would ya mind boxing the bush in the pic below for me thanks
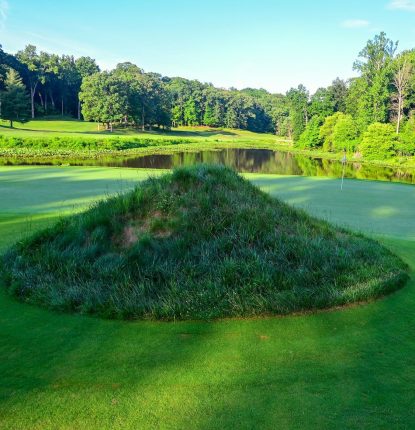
[359,123,397,160]
[319,112,344,151]
[0,135,192,153]
[397,117,415,156]
[332,114,359,153]
[297,116,323,149]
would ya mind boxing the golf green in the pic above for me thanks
[1,166,414,429]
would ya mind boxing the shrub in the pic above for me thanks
[297,116,323,149]
[319,112,344,152]
[397,117,415,156]
[359,123,397,160]
[332,114,359,153]
[0,135,192,152]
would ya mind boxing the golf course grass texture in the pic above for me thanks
[1,164,408,320]
[1,165,415,428]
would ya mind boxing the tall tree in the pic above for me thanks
[392,53,413,133]
[16,45,41,118]
[75,56,100,119]
[286,85,309,140]
[352,32,398,125]
[0,69,30,127]
[79,71,127,131]
[38,51,60,114]
[328,78,348,113]
[309,87,335,120]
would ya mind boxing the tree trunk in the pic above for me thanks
[142,105,145,131]
[44,91,48,113]
[396,93,403,134]
[49,91,55,109]
[30,85,36,119]
[10,119,13,128]
[61,98,64,116]
[396,101,401,134]
[39,92,44,110]
[110,122,113,132]
[78,100,81,120]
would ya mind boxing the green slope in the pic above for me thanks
[0,166,414,429]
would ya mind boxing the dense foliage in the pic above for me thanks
[0,44,290,134]
[1,32,415,161]
[1,165,408,320]
[0,69,30,127]
[296,33,415,160]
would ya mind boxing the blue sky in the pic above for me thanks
[1,0,414,93]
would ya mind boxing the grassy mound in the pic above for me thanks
[1,165,408,320]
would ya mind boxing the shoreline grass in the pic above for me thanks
[1,119,415,171]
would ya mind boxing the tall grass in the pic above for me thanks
[0,134,192,153]
[1,164,408,320]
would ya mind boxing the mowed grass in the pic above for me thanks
[1,166,415,428]
[4,165,406,320]
[0,118,279,143]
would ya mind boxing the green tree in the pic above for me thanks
[184,98,198,126]
[79,71,127,131]
[332,114,359,152]
[397,116,415,155]
[297,116,323,148]
[57,55,79,116]
[270,95,290,136]
[286,85,309,141]
[328,78,348,113]
[309,87,334,119]
[36,51,59,114]
[352,32,397,126]
[319,112,344,151]
[16,45,41,118]
[75,56,100,119]
[359,123,397,160]
[203,103,216,127]
[0,69,30,127]
[391,52,413,134]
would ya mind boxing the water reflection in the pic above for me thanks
[2,148,414,184]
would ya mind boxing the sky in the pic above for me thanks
[1,0,415,94]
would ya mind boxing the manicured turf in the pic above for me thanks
[0,119,279,143]
[1,166,415,429]
[5,165,405,320]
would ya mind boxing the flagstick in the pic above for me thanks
[341,163,345,191]
[341,149,347,191]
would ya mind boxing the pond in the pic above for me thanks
[2,148,415,184]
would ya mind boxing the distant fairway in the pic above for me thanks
[0,118,281,143]
[1,166,415,428]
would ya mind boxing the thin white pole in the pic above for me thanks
[341,149,347,191]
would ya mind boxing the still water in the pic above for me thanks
[2,148,414,184]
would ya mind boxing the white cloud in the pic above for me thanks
[388,0,415,11]
[341,19,370,28]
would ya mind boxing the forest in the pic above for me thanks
[1,32,415,160]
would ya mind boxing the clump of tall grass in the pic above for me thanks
[0,135,193,154]
[1,164,408,320]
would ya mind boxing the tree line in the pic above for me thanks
[1,33,415,160]
[0,43,291,133]
[294,33,415,159]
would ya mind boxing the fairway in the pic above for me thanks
[1,166,415,428]
[0,119,280,143]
